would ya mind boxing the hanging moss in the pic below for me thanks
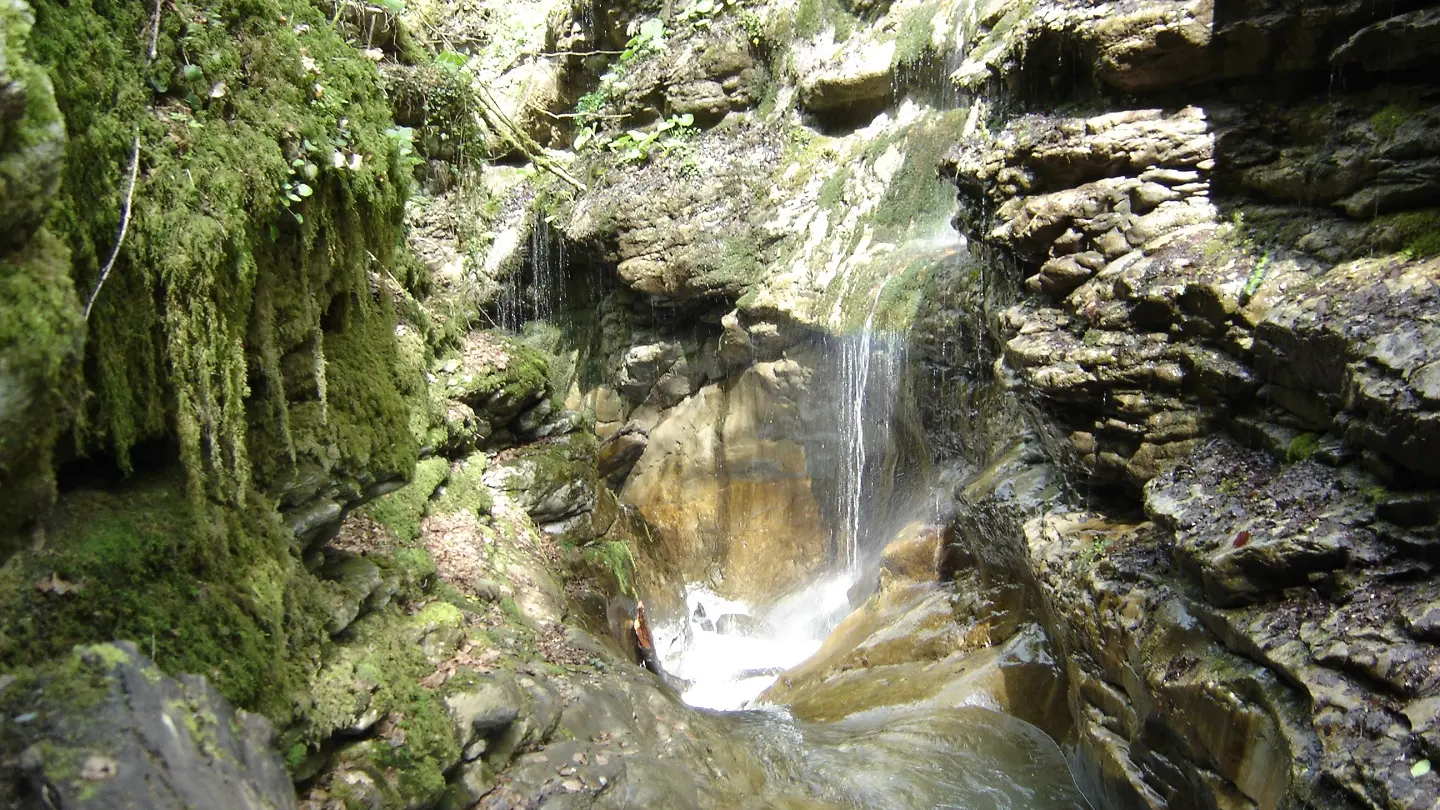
[30,0,412,504]
[0,228,83,542]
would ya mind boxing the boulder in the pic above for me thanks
[0,643,297,810]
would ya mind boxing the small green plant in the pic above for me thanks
[606,113,696,163]
[1078,536,1113,564]
[620,17,668,66]
[280,158,316,224]
[434,49,469,73]
[1239,249,1272,303]
[384,126,422,172]
[739,10,765,45]
[1285,432,1321,463]
[677,0,726,27]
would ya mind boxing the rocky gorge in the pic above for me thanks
[1,0,1439,808]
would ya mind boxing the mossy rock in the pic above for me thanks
[0,227,82,543]
[486,430,598,523]
[429,452,493,518]
[358,455,449,543]
[435,331,552,428]
[0,642,297,809]
[0,0,66,246]
[0,474,332,722]
[289,601,468,803]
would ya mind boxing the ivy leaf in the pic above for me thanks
[296,183,313,198]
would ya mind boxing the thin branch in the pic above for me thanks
[537,49,627,57]
[529,103,628,122]
[473,84,586,192]
[84,132,141,321]
[147,0,163,62]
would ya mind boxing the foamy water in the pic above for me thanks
[657,573,858,711]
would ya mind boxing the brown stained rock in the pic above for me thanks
[619,359,829,603]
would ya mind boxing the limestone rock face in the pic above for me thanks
[621,358,830,601]
[933,2,1440,809]
[795,35,896,117]
[0,643,297,810]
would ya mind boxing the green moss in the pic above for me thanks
[0,476,332,722]
[893,3,938,67]
[1368,100,1423,142]
[0,227,83,539]
[1286,432,1321,463]
[869,109,969,238]
[1374,208,1440,259]
[359,456,448,542]
[429,453,493,517]
[31,0,412,504]
[690,232,770,295]
[438,332,551,424]
[793,0,856,40]
[581,539,636,596]
[295,603,463,804]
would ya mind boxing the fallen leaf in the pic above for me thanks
[1412,759,1432,778]
[1233,530,1251,548]
[81,755,119,781]
[35,572,84,596]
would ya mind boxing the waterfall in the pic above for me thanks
[835,279,906,571]
[496,209,566,331]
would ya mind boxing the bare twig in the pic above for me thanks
[147,0,163,62]
[537,49,627,57]
[529,102,628,122]
[83,132,141,321]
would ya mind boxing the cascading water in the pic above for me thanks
[835,279,906,571]
[495,209,565,331]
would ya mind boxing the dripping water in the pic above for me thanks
[496,209,566,331]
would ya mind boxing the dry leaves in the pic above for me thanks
[462,332,511,372]
[419,639,502,689]
[35,572,84,596]
[329,514,394,556]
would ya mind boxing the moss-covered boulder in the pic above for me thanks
[0,474,334,721]
[435,330,551,430]
[484,431,597,523]
[0,642,297,809]
[0,0,65,245]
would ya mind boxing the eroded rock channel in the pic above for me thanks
[2,0,1439,808]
